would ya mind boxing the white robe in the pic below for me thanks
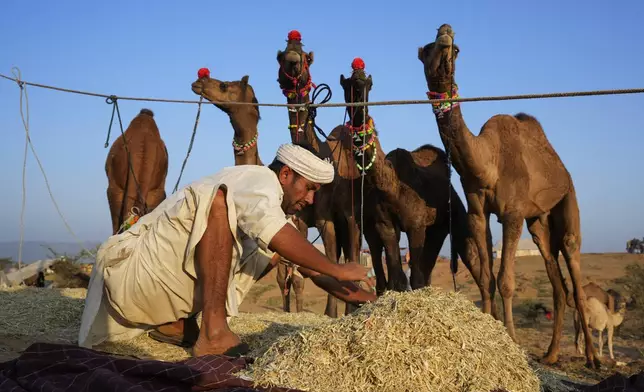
[78,165,291,348]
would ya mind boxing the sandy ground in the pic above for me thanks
[1,252,643,385]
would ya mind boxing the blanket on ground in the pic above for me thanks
[0,343,300,392]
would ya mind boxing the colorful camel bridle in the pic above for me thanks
[346,58,377,173]
[427,84,460,119]
[279,31,317,139]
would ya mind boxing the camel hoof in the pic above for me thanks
[540,353,559,366]
[593,357,602,369]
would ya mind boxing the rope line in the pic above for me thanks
[10,67,97,260]
[172,96,203,193]
[14,68,29,275]
[2,73,643,108]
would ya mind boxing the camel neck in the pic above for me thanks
[349,116,399,200]
[429,85,489,178]
[230,112,261,166]
[286,95,325,154]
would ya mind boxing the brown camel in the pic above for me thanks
[417,23,600,368]
[191,70,307,313]
[277,30,363,317]
[339,58,483,301]
[105,109,168,235]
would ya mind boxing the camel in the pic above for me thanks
[417,23,600,368]
[105,109,168,235]
[574,294,628,360]
[339,58,484,301]
[277,30,364,317]
[191,69,307,313]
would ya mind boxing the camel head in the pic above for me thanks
[276,30,315,100]
[191,67,260,119]
[417,23,460,93]
[340,57,373,125]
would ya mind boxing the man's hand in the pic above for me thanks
[335,262,371,282]
[298,266,378,306]
[269,223,374,284]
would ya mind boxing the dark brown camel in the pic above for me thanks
[105,109,168,235]
[191,69,306,313]
[417,23,600,368]
[340,58,483,300]
[277,30,363,317]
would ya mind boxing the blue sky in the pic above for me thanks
[1,0,643,255]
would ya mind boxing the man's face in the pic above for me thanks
[277,165,320,214]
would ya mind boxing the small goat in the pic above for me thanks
[574,295,628,360]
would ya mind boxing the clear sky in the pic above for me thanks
[1,0,643,255]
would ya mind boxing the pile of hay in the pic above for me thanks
[0,287,85,342]
[97,311,331,361]
[243,287,541,392]
[0,287,330,362]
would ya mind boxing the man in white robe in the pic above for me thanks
[78,142,375,357]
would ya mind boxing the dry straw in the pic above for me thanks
[0,286,540,392]
[243,287,541,392]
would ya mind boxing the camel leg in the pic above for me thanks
[421,225,449,286]
[607,325,614,360]
[293,273,305,313]
[317,219,339,318]
[408,229,427,290]
[276,261,290,312]
[466,208,495,316]
[526,216,569,365]
[343,215,362,315]
[555,189,600,369]
[497,213,523,342]
[106,187,124,235]
[485,216,499,320]
[598,329,603,357]
[378,221,407,292]
[364,225,386,295]
[450,194,487,306]
[573,311,583,355]
[145,187,166,212]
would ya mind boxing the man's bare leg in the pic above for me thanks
[192,188,242,357]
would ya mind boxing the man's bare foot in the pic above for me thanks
[156,319,185,337]
[192,327,243,357]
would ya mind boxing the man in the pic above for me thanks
[78,143,376,357]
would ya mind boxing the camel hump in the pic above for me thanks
[139,108,154,117]
[514,112,542,128]
[413,143,448,162]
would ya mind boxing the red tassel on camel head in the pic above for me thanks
[198,68,210,79]
[351,57,365,70]
[288,30,302,41]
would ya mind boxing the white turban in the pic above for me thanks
[275,143,335,184]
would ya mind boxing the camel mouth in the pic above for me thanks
[435,33,453,47]
[191,81,203,95]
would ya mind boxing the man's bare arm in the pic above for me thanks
[268,223,369,282]
[297,266,377,306]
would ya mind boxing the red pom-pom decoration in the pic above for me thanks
[287,30,302,41]
[351,57,365,70]
[197,67,210,79]
[545,311,552,320]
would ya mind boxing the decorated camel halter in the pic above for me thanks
[232,132,258,155]
[117,206,141,234]
[427,84,460,118]
[280,30,316,100]
[346,58,377,173]
[279,30,316,140]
